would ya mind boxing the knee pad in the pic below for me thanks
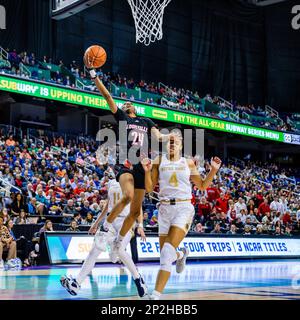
[160,242,177,273]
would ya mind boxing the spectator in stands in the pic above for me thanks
[253,207,261,222]
[10,193,26,217]
[247,199,256,213]
[89,202,100,217]
[26,197,39,215]
[48,196,63,215]
[215,192,228,213]
[227,224,237,235]
[39,220,54,233]
[73,212,82,226]
[26,183,36,198]
[206,185,220,204]
[272,211,281,226]
[66,220,79,232]
[35,189,49,215]
[282,211,292,225]
[14,209,30,224]
[210,223,222,234]
[234,198,247,215]
[143,212,150,228]
[270,196,281,212]
[274,226,282,236]
[243,225,252,235]
[150,209,158,226]
[255,224,264,235]
[62,199,77,224]
[284,225,292,236]
[81,212,94,226]
[6,220,18,245]
[280,196,288,213]
[197,196,211,223]
[0,216,17,268]
[194,223,205,233]
[5,135,16,147]
[79,200,91,219]
[247,211,259,225]
[258,198,271,215]
[0,208,10,225]
[235,217,244,233]
[237,209,247,224]
[227,203,237,222]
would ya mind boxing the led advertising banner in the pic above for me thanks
[45,233,131,264]
[1,75,299,144]
[45,233,300,264]
[136,236,300,261]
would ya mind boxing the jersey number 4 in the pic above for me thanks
[169,172,179,187]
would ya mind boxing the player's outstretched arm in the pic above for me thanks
[88,199,108,235]
[136,208,146,241]
[84,56,118,114]
[141,157,160,193]
[189,157,222,191]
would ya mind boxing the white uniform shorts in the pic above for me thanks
[158,202,195,236]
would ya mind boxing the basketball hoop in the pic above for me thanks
[127,0,172,46]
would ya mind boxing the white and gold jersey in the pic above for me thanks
[158,155,192,201]
[107,179,129,218]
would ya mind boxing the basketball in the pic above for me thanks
[84,45,107,69]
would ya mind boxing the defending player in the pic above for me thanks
[60,172,148,298]
[142,135,222,300]
[84,52,174,256]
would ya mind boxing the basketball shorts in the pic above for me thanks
[158,202,195,236]
[116,162,145,189]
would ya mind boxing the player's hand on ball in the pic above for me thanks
[137,227,146,242]
[141,158,152,172]
[211,156,222,171]
[83,53,93,69]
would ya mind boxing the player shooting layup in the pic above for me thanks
[84,53,174,258]
[142,135,222,300]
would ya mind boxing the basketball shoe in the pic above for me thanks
[133,274,148,298]
[60,275,80,296]
[176,247,189,273]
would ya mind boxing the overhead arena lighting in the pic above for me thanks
[51,0,105,20]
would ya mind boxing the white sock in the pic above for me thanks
[117,234,125,243]
[77,245,101,285]
[177,251,184,260]
[119,249,140,279]
[105,221,113,230]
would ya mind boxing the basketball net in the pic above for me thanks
[127,0,172,46]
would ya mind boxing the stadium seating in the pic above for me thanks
[0,47,299,134]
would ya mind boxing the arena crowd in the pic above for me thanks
[0,48,298,134]
[0,127,299,268]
